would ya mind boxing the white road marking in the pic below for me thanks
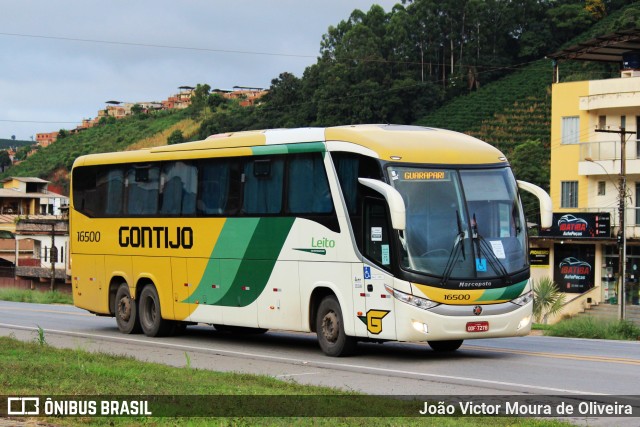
[0,322,606,396]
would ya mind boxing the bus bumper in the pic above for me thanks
[394,301,532,342]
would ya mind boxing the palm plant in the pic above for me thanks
[532,277,566,324]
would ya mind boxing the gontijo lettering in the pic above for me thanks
[119,226,193,249]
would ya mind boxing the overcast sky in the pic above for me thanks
[0,1,398,140]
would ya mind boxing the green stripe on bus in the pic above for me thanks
[476,280,527,302]
[214,217,295,307]
[184,217,295,307]
[251,142,325,156]
[183,218,259,304]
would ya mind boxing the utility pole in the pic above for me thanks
[50,223,56,291]
[595,127,636,320]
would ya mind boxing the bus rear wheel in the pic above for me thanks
[427,340,463,352]
[316,295,356,357]
[114,283,140,334]
[138,285,172,337]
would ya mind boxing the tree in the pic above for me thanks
[57,129,68,139]
[0,150,11,171]
[167,130,185,145]
[14,145,34,161]
[190,83,212,117]
[510,140,550,191]
[131,104,144,115]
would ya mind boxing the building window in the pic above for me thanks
[636,183,640,226]
[597,181,606,196]
[621,115,626,130]
[598,115,606,130]
[637,116,640,158]
[561,116,580,145]
[561,181,578,208]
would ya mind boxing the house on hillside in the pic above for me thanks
[0,177,68,217]
[36,131,58,147]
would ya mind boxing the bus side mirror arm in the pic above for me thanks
[358,178,406,230]
[517,180,553,229]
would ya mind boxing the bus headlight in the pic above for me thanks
[385,285,439,310]
[511,291,533,307]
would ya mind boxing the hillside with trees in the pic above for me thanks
[5,0,639,197]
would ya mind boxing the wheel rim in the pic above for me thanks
[321,311,339,343]
[118,296,131,322]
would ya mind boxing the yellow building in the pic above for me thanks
[533,30,640,319]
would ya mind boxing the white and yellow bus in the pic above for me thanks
[70,125,551,356]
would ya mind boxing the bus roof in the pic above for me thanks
[74,124,508,167]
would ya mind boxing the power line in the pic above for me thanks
[0,31,546,70]
[0,32,316,60]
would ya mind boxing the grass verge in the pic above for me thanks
[0,336,571,426]
[0,288,73,304]
[545,316,640,340]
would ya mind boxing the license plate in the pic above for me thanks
[466,321,489,332]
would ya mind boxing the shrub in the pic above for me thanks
[532,277,566,324]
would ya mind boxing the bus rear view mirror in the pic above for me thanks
[358,178,406,230]
[517,180,553,229]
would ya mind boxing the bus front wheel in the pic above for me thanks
[316,295,356,357]
[427,340,463,352]
[139,285,172,337]
[115,283,140,334]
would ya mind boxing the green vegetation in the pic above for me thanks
[545,316,640,341]
[0,288,73,304]
[0,138,32,149]
[532,277,566,325]
[0,336,571,426]
[0,108,193,191]
[6,1,640,195]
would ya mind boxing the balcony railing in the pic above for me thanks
[579,139,640,162]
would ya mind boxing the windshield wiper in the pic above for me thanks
[440,210,466,285]
[472,213,511,285]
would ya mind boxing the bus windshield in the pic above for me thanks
[388,166,527,281]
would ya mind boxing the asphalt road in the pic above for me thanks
[1,300,639,425]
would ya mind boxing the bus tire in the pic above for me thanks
[428,340,463,352]
[114,283,141,334]
[138,285,172,337]
[316,295,356,357]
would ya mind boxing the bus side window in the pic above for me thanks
[98,168,124,216]
[363,196,392,270]
[159,161,197,215]
[332,152,383,254]
[287,153,333,214]
[126,165,160,215]
[242,157,284,214]
[72,167,98,217]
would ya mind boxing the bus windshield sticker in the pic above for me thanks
[401,171,450,181]
[475,258,487,272]
[371,227,382,242]
[490,240,506,259]
[390,170,399,180]
[381,245,390,265]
